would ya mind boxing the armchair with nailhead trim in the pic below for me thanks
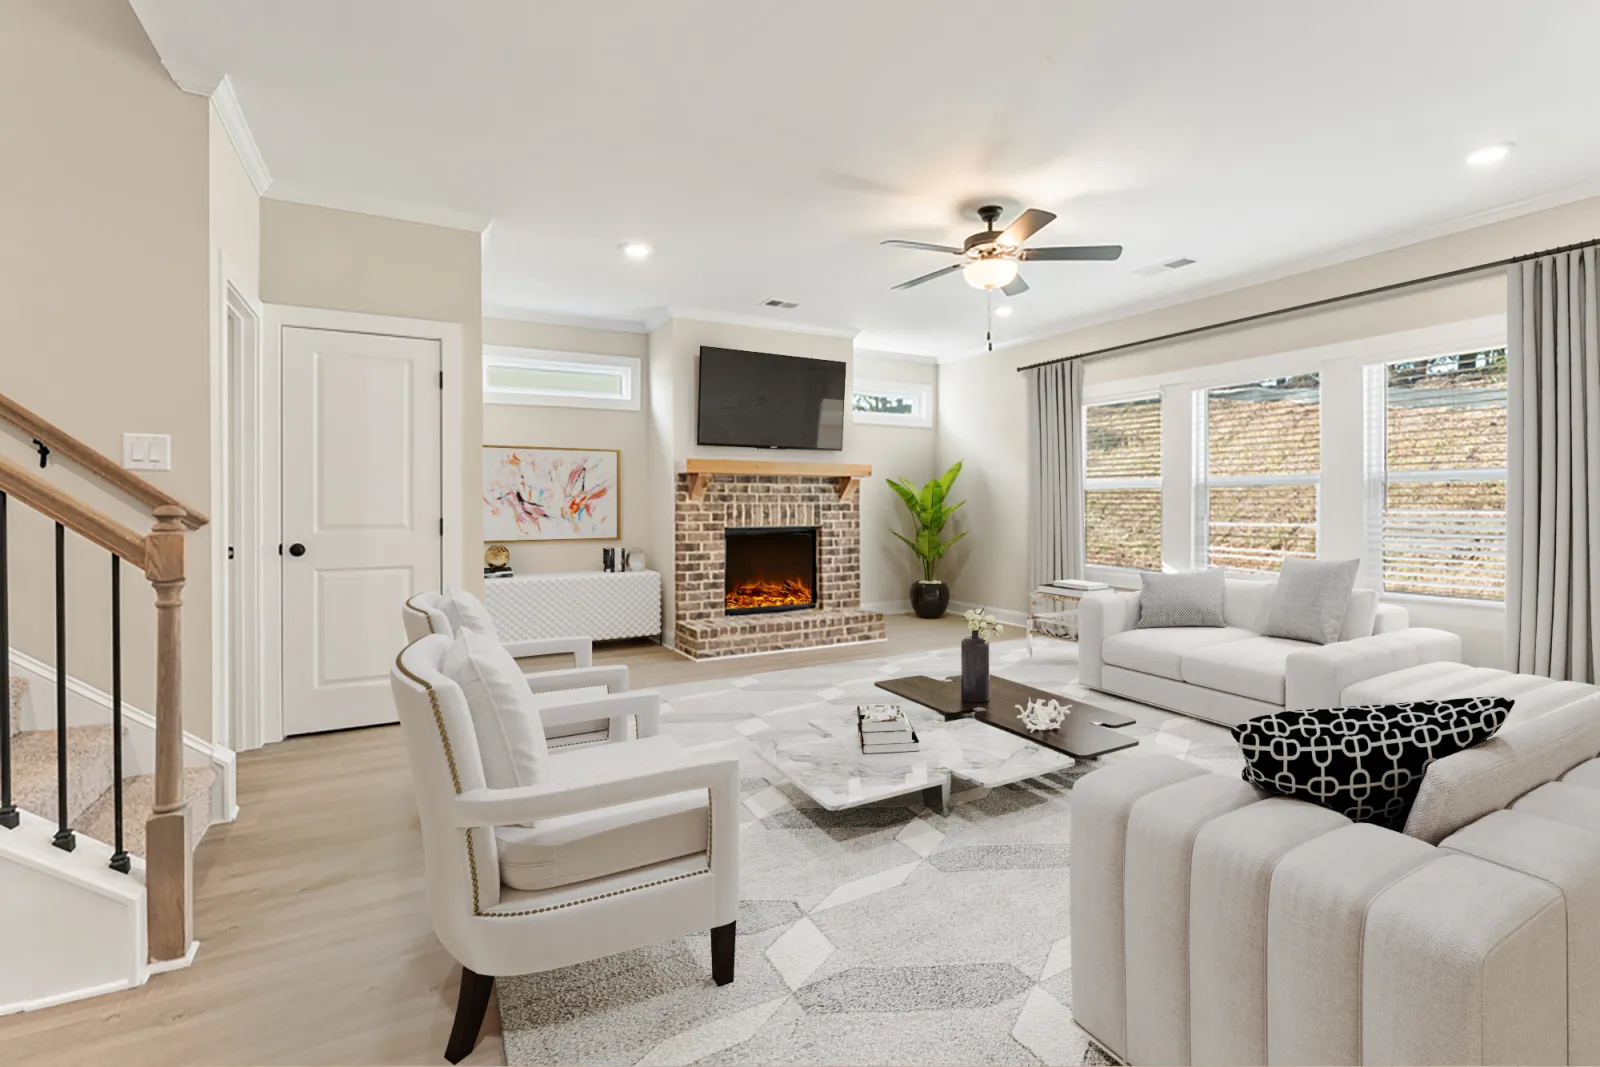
[391,633,740,1064]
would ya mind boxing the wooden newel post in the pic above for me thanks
[144,505,191,962]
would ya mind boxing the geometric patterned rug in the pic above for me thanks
[499,638,1244,1066]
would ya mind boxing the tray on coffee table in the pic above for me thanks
[876,675,1139,760]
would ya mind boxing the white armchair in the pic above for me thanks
[392,634,740,1064]
[404,589,643,749]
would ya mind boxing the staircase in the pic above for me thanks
[0,390,209,1012]
[9,678,212,857]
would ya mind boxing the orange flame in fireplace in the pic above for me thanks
[727,577,813,611]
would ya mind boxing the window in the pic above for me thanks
[482,347,641,410]
[1083,395,1163,570]
[1199,374,1320,572]
[1369,349,1507,600]
[852,380,933,427]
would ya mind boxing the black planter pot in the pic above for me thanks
[910,580,950,619]
[961,636,991,703]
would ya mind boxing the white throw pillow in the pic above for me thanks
[1261,558,1360,645]
[440,587,500,641]
[441,628,547,790]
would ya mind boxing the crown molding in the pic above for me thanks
[481,304,650,334]
[210,77,272,196]
[158,63,273,196]
[666,307,860,340]
[980,174,1600,365]
[264,183,493,234]
[160,60,222,96]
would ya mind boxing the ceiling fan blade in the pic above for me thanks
[881,239,963,255]
[1021,244,1124,261]
[997,208,1057,247]
[891,264,963,290]
[1001,275,1030,297]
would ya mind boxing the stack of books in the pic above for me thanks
[1049,578,1109,591]
[856,704,919,754]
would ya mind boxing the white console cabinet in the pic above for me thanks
[482,570,663,642]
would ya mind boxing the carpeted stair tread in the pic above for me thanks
[9,725,116,828]
[9,676,24,738]
[73,766,214,857]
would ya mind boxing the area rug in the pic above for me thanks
[498,638,1244,1066]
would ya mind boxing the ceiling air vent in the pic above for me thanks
[1133,257,1198,277]
[762,299,800,309]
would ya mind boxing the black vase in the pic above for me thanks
[961,636,990,703]
[910,580,950,619]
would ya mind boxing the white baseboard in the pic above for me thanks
[8,649,237,827]
[860,599,913,616]
[948,600,1029,629]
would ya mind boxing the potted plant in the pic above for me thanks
[961,607,1003,703]
[887,461,967,619]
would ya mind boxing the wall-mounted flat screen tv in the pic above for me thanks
[696,347,846,450]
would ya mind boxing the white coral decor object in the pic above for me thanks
[1016,697,1068,732]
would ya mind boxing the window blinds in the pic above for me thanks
[1380,350,1507,600]
[1084,396,1162,570]
[1203,375,1320,572]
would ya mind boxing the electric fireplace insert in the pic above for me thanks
[724,526,818,615]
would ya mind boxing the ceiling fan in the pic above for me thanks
[882,204,1122,296]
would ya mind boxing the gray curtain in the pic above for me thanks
[1025,359,1086,589]
[1506,246,1600,680]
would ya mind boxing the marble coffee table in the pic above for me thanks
[753,704,1074,815]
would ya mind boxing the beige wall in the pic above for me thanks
[260,199,483,589]
[1,0,214,736]
[852,353,940,609]
[480,318,649,575]
[938,193,1600,665]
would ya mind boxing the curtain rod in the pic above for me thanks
[1015,236,1600,373]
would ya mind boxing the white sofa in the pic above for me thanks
[1071,670,1600,1065]
[1078,579,1463,726]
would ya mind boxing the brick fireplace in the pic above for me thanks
[673,464,886,658]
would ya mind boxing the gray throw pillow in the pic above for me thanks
[1135,569,1226,628]
[1261,558,1360,645]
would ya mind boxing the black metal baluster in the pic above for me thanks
[52,522,73,852]
[0,492,16,830]
[109,556,128,872]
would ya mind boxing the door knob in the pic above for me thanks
[288,543,306,557]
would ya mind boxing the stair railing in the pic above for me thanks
[0,395,206,965]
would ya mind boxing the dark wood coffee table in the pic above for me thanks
[876,675,1140,760]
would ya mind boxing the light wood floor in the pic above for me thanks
[0,613,966,1067]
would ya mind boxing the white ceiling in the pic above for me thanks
[132,0,1600,359]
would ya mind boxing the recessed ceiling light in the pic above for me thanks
[1466,142,1513,168]
[993,304,1014,318]
[621,241,652,261]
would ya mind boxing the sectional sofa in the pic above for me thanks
[1070,664,1600,1065]
[1078,578,1463,727]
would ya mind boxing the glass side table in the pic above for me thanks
[1027,585,1085,656]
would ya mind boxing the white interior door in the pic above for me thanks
[281,326,442,735]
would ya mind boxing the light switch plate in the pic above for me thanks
[122,433,171,471]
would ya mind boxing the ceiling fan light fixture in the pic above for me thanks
[963,257,1019,291]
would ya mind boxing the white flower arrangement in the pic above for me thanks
[1016,697,1069,732]
[964,607,1003,642]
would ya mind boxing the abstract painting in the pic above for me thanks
[482,446,620,542]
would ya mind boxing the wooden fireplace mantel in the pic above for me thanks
[682,458,872,502]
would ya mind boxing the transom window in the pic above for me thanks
[1198,374,1321,573]
[482,347,641,411]
[852,380,933,427]
[1083,395,1163,571]
[1367,349,1507,600]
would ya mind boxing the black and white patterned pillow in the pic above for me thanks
[1231,698,1511,829]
